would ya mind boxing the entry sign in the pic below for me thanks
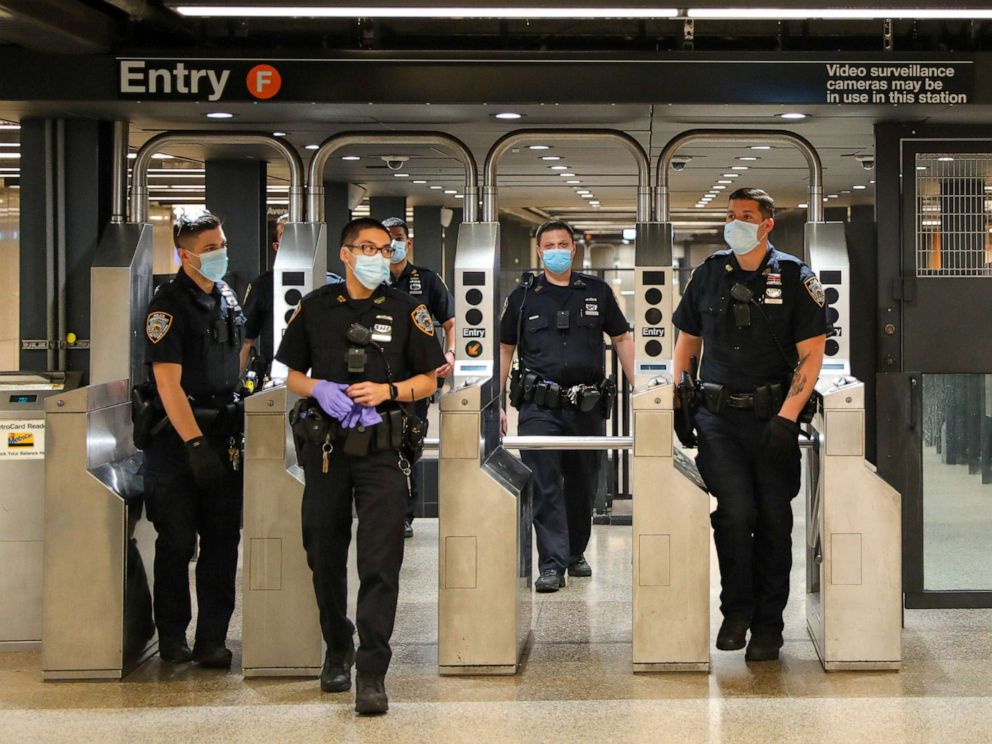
[0,420,45,459]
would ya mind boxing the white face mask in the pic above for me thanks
[723,219,761,255]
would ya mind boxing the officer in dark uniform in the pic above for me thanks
[499,220,635,593]
[276,217,444,715]
[382,216,456,538]
[672,187,827,662]
[241,213,287,377]
[142,210,246,668]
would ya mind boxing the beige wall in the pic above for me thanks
[0,184,19,370]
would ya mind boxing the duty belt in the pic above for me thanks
[509,368,614,415]
[700,382,785,420]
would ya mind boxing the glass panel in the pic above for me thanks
[923,373,992,590]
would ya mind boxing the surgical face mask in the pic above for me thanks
[542,248,573,275]
[723,219,762,256]
[389,238,408,265]
[190,247,228,282]
[352,252,390,290]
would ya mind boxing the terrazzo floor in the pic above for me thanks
[3,501,992,743]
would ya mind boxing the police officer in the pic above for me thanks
[499,220,635,593]
[142,210,246,668]
[672,187,827,662]
[240,213,287,377]
[382,216,456,538]
[276,217,444,714]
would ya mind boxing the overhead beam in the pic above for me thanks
[0,0,116,53]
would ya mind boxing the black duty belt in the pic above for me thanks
[725,393,756,410]
[700,382,785,420]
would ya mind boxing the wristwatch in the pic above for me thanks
[446,349,455,357]
[388,383,398,400]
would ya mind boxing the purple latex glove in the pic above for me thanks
[340,404,383,430]
[312,380,354,422]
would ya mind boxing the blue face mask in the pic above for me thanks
[191,247,228,283]
[724,219,762,256]
[542,248,573,275]
[352,253,390,290]
[389,238,408,265]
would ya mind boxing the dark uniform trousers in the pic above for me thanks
[301,442,407,675]
[518,402,605,574]
[143,432,243,643]
[406,397,430,522]
[694,407,800,636]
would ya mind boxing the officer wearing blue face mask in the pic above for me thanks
[499,220,635,593]
[672,187,827,662]
[381,217,455,538]
[140,210,246,669]
[276,217,444,714]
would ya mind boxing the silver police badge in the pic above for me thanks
[804,276,826,307]
[145,311,173,344]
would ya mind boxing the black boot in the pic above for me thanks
[191,640,233,668]
[159,637,192,664]
[715,618,749,651]
[535,569,566,593]
[567,554,592,577]
[354,673,389,715]
[745,632,783,662]
[320,637,356,693]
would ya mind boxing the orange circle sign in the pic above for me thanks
[465,341,483,358]
[247,64,282,99]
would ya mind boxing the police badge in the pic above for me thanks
[145,311,173,344]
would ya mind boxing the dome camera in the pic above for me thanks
[671,156,692,172]
[381,155,410,170]
[856,155,875,171]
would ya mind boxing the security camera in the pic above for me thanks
[671,156,692,172]
[381,155,409,171]
[856,155,875,171]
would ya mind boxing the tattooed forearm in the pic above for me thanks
[787,352,811,398]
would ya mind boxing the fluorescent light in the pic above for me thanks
[916,166,927,171]
[430,185,443,190]
[393,173,409,177]
[494,112,522,120]
[712,185,726,190]
[305,144,320,150]
[0,123,20,130]
[0,143,19,148]
[0,167,19,172]
[341,155,361,161]
[717,180,732,184]
[779,112,807,120]
[148,168,204,173]
[566,180,581,184]
[559,173,576,177]
[721,173,740,178]
[455,194,464,199]
[938,156,954,162]
[174,6,681,20]
[529,145,551,150]
[550,165,569,170]
[828,194,839,198]
[413,180,427,184]
[798,203,808,208]
[689,8,992,20]
[541,155,562,161]
[750,146,771,151]
[151,153,174,159]
[443,189,457,194]
[731,166,749,170]
[0,153,20,159]
[273,131,287,137]
[206,112,234,119]
[127,153,137,159]
[737,156,759,161]
[853,185,867,190]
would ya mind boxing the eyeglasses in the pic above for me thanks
[345,242,396,258]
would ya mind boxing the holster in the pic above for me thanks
[130,382,165,451]
[596,377,616,418]
[401,408,428,463]
[753,383,785,421]
[508,367,524,409]
[289,398,335,467]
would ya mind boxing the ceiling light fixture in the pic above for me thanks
[494,112,523,120]
[778,112,808,120]
[444,189,457,194]
[172,5,682,20]
[717,180,732,184]
[737,156,759,161]
[272,131,287,137]
[938,156,954,162]
[550,165,570,170]
[721,173,740,178]
[529,145,551,150]
[393,173,409,177]
[305,144,320,150]
[688,8,992,20]
[853,185,867,190]
[541,155,562,161]
[151,153,175,160]
[413,179,427,184]
[750,145,772,151]
[0,123,20,130]
[206,112,234,119]
[566,180,582,184]
[559,173,576,177]
[430,185,443,190]
[798,202,809,208]
[341,155,361,161]
[731,166,749,170]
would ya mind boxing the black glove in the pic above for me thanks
[185,436,228,494]
[673,400,697,449]
[760,415,800,469]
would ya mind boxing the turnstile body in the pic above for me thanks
[438,382,532,675]
[0,372,83,650]
[242,385,322,677]
[42,381,156,679]
[631,380,710,672]
[806,377,901,671]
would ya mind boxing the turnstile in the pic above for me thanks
[438,381,533,675]
[0,372,83,650]
[42,380,156,679]
[242,385,322,677]
[631,378,710,672]
[806,377,901,671]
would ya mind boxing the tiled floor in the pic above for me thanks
[3,504,992,743]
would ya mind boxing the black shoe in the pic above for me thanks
[191,640,233,668]
[535,569,566,593]
[404,520,414,539]
[567,554,592,577]
[354,673,389,715]
[715,618,749,651]
[320,638,356,693]
[745,633,783,662]
[159,637,192,664]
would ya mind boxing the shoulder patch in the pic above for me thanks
[412,304,434,336]
[145,311,173,344]
[804,275,825,307]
